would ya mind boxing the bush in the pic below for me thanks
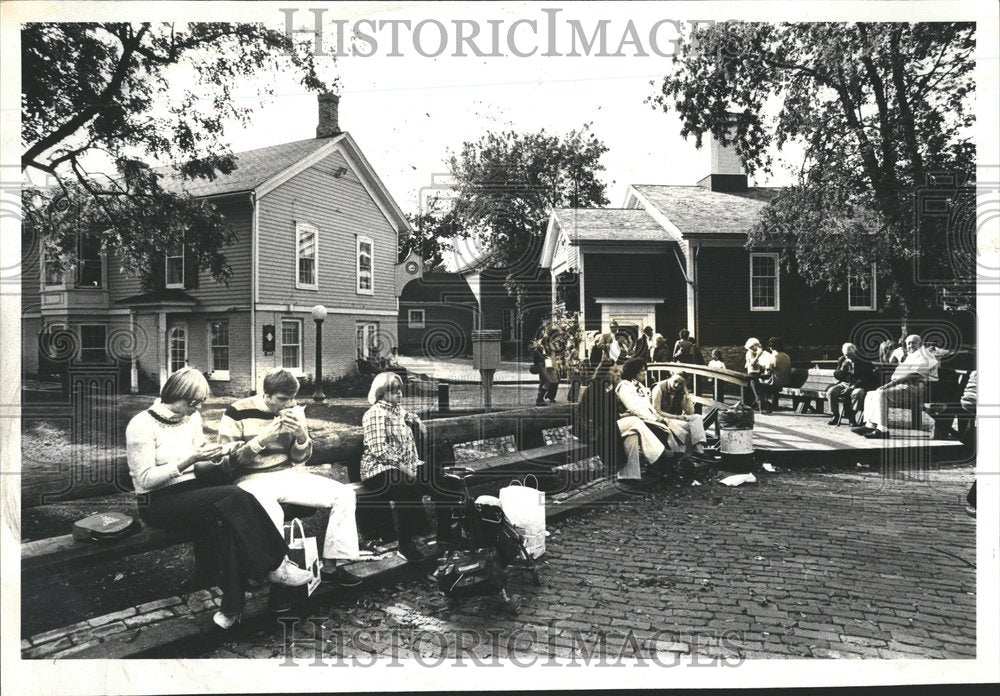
[296,372,375,398]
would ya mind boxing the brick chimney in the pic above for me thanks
[316,92,341,138]
[697,115,748,192]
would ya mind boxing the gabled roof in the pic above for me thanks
[157,132,412,234]
[628,184,782,237]
[158,138,332,198]
[541,207,669,267]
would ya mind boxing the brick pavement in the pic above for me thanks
[202,465,977,662]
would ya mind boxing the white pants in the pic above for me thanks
[863,383,924,430]
[617,416,666,466]
[239,469,360,561]
[684,414,707,447]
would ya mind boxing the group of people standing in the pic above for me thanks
[126,366,447,631]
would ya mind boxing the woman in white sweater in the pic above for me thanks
[126,367,313,629]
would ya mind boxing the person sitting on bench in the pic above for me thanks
[826,342,877,426]
[650,373,708,455]
[357,372,453,561]
[853,335,939,439]
[126,367,313,630]
[219,368,362,587]
[614,358,691,486]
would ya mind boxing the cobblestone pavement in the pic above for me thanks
[202,466,977,662]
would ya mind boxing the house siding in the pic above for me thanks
[253,309,397,388]
[695,246,885,348]
[582,250,687,335]
[106,198,252,307]
[257,149,397,313]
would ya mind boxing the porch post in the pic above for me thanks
[157,311,168,386]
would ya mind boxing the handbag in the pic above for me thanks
[529,363,540,375]
[272,518,321,603]
[72,511,141,542]
[499,475,546,559]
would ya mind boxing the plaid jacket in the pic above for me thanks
[360,400,421,481]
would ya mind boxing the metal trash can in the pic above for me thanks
[718,403,755,472]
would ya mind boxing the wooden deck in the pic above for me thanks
[746,408,970,465]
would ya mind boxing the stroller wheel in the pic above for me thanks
[531,568,542,586]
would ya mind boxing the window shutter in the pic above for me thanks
[146,253,166,291]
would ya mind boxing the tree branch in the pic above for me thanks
[21,24,150,170]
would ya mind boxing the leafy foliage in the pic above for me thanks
[531,303,586,376]
[401,197,463,270]
[651,22,975,313]
[22,23,331,287]
[445,125,610,305]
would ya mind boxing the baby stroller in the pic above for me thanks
[433,466,541,614]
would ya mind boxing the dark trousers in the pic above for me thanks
[138,480,287,614]
[827,383,866,421]
[749,376,774,410]
[536,375,558,404]
[357,467,455,545]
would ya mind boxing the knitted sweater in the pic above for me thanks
[217,395,312,484]
[125,400,202,494]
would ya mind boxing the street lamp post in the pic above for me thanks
[311,304,328,402]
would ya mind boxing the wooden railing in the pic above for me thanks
[644,362,752,411]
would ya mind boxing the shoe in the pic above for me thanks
[827,416,841,426]
[396,541,430,563]
[851,426,874,435]
[267,556,314,586]
[321,565,363,587]
[213,611,241,629]
[965,505,977,518]
[864,429,890,439]
[616,479,645,493]
[535,400,547,406]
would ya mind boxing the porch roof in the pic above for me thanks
[115,289,199,309]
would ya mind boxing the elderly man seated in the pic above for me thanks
[852,334,939,439]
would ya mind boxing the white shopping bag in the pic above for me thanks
[499,475,546,558]
[284,518,321,598]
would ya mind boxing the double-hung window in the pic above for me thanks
[749,253,780,311]
[166,245,185,288]
[357,236,373,294]
[296,223,318,289]
[79,325,108,363]
[408,309,425,329]
[76,234,103,288]
[281,319,302,372]
[209,320,230,379]
[848,264,877,311]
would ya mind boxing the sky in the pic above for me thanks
[208,2,804,217]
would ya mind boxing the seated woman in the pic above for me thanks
[826,342,877,426]
[854,335,939,439]
[125,367,313,630]
[357,372,452,561]
[614,359,691,485]
[744,338,776,413]
[650,374,709,455]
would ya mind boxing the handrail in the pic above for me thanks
[646,362,751,388]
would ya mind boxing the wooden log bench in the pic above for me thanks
[21,404,625,658]
[922,368,975,442]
